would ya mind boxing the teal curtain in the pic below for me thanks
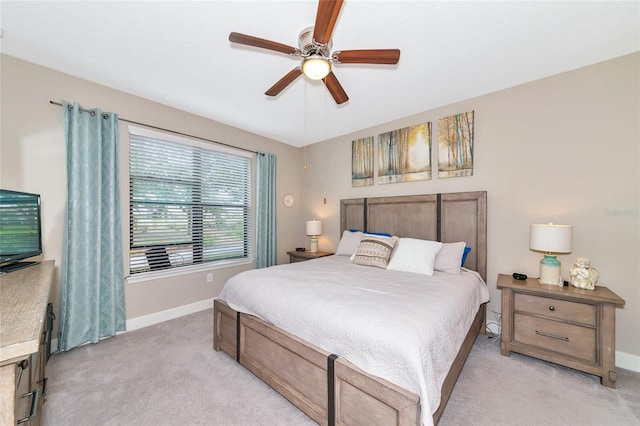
[256,152,276,268]
[58,101,125,351]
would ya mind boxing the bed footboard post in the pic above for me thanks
[213,299,238,358]
[327,354,338,426]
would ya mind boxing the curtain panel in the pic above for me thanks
[58,101,125,351]
[256,152,276,268]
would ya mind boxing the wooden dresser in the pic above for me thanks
[0,261,54,425]
[497,273,625,387]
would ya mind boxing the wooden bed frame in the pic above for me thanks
[214,191,487,425]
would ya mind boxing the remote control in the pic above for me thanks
[512,273,527,280]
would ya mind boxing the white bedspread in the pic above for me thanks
[218,255,490,426]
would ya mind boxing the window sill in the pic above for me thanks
[126,258,254,284]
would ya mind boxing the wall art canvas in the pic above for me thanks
[377,123,431,184]
[352,136,374,187]
[438,110,474,178]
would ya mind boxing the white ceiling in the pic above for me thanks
[1,1,638,147]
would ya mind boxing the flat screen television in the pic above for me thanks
[0,189,43,273]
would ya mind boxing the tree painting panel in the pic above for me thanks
[377,123,431,184]
[352,136,374,187]
[438,111,474,178]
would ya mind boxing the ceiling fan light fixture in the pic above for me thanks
[302,56,331,80]
[228,1,399,104]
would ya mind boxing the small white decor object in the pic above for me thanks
[570,258,600,290]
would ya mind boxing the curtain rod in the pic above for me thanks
[49,100,258,154]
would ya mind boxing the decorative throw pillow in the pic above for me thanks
[434,242,467,274]
[352,235,398,269]
[462,247,471,266]
[387,238,442,275]
[335,230,363,256]
[349,229,392,237]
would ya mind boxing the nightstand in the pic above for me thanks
[497,273,625,387]
[287,251,334,263]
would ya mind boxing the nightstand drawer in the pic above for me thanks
[514,293,596,326]
[513,313,597,363]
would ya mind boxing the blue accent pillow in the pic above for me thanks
[461,247,471,266]
[348,229,392,237]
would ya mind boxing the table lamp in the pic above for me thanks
[306,220,322,253]
[529,223,573,285]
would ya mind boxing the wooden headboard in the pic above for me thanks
[340,191,487,280]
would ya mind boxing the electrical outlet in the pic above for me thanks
[206,273,213,283]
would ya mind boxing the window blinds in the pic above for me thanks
[129,130,251,274]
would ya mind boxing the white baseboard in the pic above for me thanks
[126,298,214,331]
[616,350,640,373]
[51,298,214,351]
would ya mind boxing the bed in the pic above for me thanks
[214,191,488,426]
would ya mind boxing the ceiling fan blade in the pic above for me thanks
[229,32,298,55]
[313,0,344,45]
[323,71,349,105]
[333,49,401,65]
[265,68,303,96]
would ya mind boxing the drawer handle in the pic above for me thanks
[17,388,39,424]
[535,330,569,342]
[548,306,555,311]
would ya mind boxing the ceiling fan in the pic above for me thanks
[228,0,400,105]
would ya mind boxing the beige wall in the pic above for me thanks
[301,53,640,360]
[0,54,303,329]
[2,52,638,363]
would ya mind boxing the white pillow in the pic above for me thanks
[434,241,467,274]
[387,238,442,275]
[335,230,363,256]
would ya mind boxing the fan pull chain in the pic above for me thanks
[304,78,308,170]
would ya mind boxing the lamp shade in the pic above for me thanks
[302,56,331,80]
[306,220,322,236]
[529,223,572,253]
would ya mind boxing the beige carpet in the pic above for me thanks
[42,309,640,425]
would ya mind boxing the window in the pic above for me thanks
[128,127,252,274]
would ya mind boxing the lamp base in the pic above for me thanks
[539,254,562,286]
[309,236,318,253]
